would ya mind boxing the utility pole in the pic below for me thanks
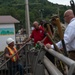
[39,9,44,19]
[57,7,60,17]
[25,0,30,37]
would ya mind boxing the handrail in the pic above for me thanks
[0,52,4,57]
[43,56,63,75]
[0,43,27,69]
[45,47,75,66]
[33,42,75,75]
[39,42,75,66]
[44,47,75,75]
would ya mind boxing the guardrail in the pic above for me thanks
[43,56,63,75]
[0,42,75,75]
[31,45,63,75]
[0,43,33,75]
[31,42,75,75]
[44,47,75,75]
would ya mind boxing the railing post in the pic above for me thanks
[33,47,46,75]
[44,47,75,75]
[68,64,75,75]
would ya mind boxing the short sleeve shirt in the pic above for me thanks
[30,27,45,45]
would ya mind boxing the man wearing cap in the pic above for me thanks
[4,38,24,75]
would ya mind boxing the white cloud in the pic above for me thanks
[48,0,75,6]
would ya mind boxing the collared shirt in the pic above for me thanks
[30,27,45,45]
[51,18,75,51]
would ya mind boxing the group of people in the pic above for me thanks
[46,9,75,61]
[4,9,75,75]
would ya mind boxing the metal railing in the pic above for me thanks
[0,43,33,75]
[43,56,63,75]
[44,47,75,75]
[0,42,75,75]
[30,42,75,75]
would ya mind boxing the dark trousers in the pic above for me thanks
[8,62,24,75]
[68,51,75,75]
[45,52,55,64]
[68,51,75,61]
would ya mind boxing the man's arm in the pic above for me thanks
[4,48,12,59]
[24,37,32,44]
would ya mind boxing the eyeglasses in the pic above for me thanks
[64,15,69,18]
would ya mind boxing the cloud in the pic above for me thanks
[48,0,75,6]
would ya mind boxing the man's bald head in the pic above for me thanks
[33,21,39,29]
[33,21,39,25]
[64,9,74,23]
[64,9,73,15]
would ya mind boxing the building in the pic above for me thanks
[0,15,19,51]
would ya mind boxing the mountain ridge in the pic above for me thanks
[0,0,70,32]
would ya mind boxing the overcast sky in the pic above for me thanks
[48,0,75,6]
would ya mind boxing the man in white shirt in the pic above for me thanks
[46,9,75,61]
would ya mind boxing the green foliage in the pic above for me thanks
[35,43,41,49]
[0,0,70,32]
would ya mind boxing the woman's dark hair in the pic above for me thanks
[51,15,59,25]
[44,23,54,34]
[40,20,46,26]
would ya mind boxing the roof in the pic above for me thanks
[0,15,20,24]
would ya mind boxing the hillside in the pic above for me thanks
[0,0,70,32]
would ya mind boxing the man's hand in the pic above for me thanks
[5,54,12,58]
[37,41,41,44]
[45,43,51,49]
